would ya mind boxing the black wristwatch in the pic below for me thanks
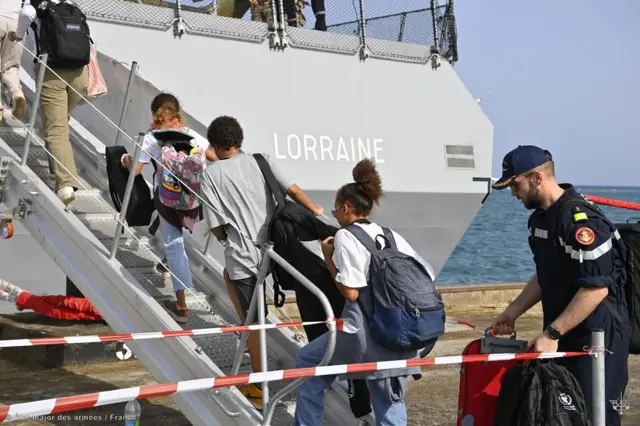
[546,325,562,340]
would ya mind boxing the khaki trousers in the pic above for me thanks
[0,15,22,109]
[36,63,89,191]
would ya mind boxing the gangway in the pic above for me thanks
[0,58,355,426]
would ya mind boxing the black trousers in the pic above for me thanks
[557,322,629,426]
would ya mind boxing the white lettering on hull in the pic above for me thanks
[273,133,384,163]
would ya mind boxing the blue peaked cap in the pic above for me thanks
[492,145,553,190]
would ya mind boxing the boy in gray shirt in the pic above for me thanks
[201,116,323,410]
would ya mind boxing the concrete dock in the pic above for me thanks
[0,284,637,425]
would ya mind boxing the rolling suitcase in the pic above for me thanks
[457,332,528,426]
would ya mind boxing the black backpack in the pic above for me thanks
[105,145,154,228]
[550,195,640,355]
[496,360,591,426]
[30,0,91,69]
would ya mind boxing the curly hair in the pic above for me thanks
[207,116,244,150]
[150,93,186,130]
[336,158,383,216]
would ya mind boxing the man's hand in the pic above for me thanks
[490,306,519,336]
[7,32,18,42]
[321,236,334,259]
[528,331,559,353]
[308,203,323,216]
[121,153,133,169]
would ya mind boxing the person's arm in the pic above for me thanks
[548,215,618,337]
[321,231,367,302]
[266,155,323,215]
[199,172,230,243]
[15,2,36,40]
[122,134,157,176]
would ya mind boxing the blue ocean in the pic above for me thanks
[436,186,640,285]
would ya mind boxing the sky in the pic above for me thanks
[450,1,640,186]
[168,0,639,186]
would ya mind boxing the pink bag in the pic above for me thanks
[87,42,107,100]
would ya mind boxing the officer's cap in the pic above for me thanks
[492,145,553,190]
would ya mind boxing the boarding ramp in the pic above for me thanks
[0,52,355,426]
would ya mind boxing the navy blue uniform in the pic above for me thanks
[528,184,629,425]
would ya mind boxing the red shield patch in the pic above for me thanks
[575,227,595,246]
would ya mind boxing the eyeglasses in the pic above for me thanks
[509,171,535,190]
[331,205,345,218]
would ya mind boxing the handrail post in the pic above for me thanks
[202,233,213,255]
[114,61,138,147]
[591,329,606,426]
[256,243,273,415]
[430,0,440,50]
[21,54,48,167]
[109,133,143,260]
[357,0,368,60]
[262,247,336,425]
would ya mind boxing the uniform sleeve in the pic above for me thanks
[138,134,160,164]
[16,2,36,39]
[200,171,228,230]
[265,154,294,193]
[332,229,368,289]
[558,213,620,289]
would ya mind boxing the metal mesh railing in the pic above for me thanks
[75,0,458,62]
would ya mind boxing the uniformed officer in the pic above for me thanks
[489,145,630,425]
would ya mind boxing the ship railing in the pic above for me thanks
[74,0,458,64]
[15,39,338,424]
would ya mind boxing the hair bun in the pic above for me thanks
[352,158,383,206]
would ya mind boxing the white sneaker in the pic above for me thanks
[57,186,76,205]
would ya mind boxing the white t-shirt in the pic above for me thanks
[332,221,435,289]
[138,128,209,164]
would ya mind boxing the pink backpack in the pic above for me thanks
[152,129,206,211]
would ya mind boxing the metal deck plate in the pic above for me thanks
[69,194,116,214]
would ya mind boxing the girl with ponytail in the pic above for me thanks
[122,93,216,324]
[293,158,435,426]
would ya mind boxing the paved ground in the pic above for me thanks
[0,306,638,425]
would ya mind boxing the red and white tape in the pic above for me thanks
[0,319,348,349]
[0,350,593,423]
[0,319,487,349]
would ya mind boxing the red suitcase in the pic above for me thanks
[456,334,528,426]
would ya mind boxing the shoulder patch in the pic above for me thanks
[575,226,595,246]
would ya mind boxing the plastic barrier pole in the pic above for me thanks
[592,329,606,426]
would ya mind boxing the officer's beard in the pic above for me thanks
[522,187,543,210]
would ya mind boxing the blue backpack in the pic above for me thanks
[345,223,446,352]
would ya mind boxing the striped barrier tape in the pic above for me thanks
[0,319,348,349]
[0,318,488,349]
[0,349,594,423]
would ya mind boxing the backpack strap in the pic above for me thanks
[253,154,286,216]
[550,194,632,336]
[344,223,378,255]
[382,227,398,251]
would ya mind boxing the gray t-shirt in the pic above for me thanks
[200,152,294,280]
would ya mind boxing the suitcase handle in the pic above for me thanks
[480,331,529,354]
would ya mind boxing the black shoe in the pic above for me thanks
[164,300,188,324]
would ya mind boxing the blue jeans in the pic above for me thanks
[159,216,194,293]
[293,333,407,426]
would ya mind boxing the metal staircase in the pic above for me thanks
[0,60,362,425]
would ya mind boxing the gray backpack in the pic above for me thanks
[345,223,446,352]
